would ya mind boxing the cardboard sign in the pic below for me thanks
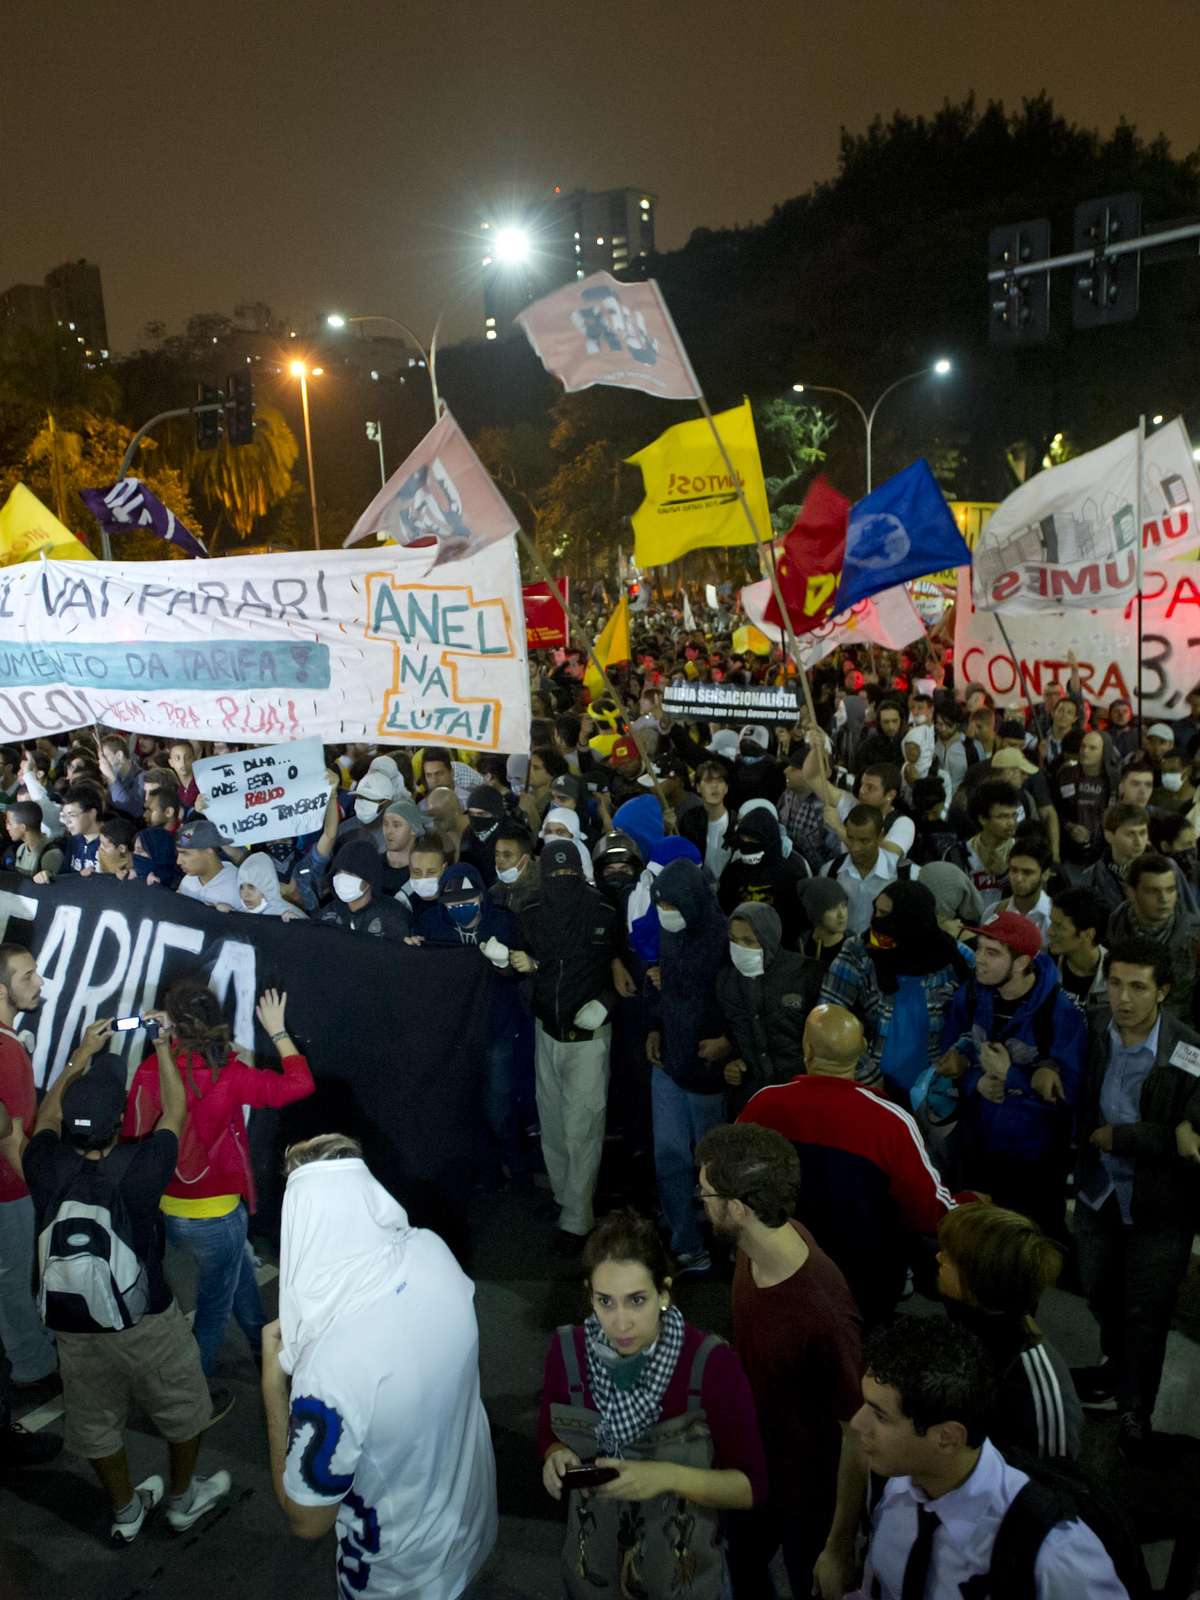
[194,736,331,844]
[522,580,569,650]
[663,681,799,725]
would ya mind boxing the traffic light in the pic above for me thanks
[195,383,223,451]
[988,220,1050,345]
[225,371,256,446]
[1073,193,1141,327]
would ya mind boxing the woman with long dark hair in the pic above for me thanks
[538,1210,766,1598]
[122,980,314,1402]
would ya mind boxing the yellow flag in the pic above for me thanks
[0,484,95,565]
[627,398,771,568]
[584,597,631,695]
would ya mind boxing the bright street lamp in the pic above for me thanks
[492,225,531,265]
[289,361,321,549]
[791,359,952,493]
[325,311,439,420]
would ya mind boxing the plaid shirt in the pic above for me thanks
[777,787,834,862]
[819,936,970,1090]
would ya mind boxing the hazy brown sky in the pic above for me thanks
[5,0,1199,353]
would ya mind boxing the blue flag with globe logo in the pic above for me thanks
[833,459,970,612]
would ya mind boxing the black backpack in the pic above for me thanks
[36,1144,150,1334]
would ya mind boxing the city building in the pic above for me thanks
[0,258,110,363]
[480,185,656,337]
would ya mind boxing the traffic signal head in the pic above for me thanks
[225,371,256,446]
[1073,193,1141,328]
[195,383,223,450]
[988,220,1050,345]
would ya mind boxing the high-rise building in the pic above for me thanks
[0,258,110,363]
[44,259,109,358]
[480,186,656,337]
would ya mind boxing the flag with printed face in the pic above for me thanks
[80,478,208,558]
[742,576,925,668]
[833,460,970,612]
[762,475,851,636]
[584,597,631,694]
[628,399,770,568]
[517,271,701,401]
[0,483,95,564]
[344,409,519,566]
[971,416,1200,612]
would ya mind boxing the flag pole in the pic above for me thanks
[993,612,1027,706]
[651,285,828,771]
[514,527,676,823]
[1135,413,1145,723]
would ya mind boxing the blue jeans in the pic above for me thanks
[651,1071,726,1257]
[164,1203,264,1377]
[0,1196,56,1385]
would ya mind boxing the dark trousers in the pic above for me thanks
[0,1337,10,1429]
[726,1498,829,1600]
[1074,1195,1194,1420]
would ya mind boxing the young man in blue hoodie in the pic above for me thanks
[938,911,1086,1242]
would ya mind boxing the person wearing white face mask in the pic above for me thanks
[316,839,410,941]
[709,903,822,1113]
[235,853,308,921]
[488,822,541,914]
[343,771,395,853]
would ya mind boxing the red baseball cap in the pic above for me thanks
[608,735,639,766]
[965,910,1042,961]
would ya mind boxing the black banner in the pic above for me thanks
[663,681,800,725]
[0,873,491,1248]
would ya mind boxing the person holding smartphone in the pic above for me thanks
[538,1210,766,1599]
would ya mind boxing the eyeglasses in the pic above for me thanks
[694,1184,726,1201]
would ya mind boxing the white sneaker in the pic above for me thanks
[110,1475,164,1545]
[165,1470,232,1532]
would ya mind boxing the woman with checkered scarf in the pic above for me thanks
[537,1210,767,1598]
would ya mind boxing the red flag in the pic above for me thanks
[763,476,851,635]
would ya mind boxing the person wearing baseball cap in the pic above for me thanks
[938,910,1087,1241]
[175,819,240,908]
[731,724,784,812]
[605,735,646,811]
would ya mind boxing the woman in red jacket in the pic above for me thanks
[123,980,314,1391]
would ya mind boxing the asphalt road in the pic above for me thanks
[3,1181,1199,1600]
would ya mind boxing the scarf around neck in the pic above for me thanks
[584,1303,685,1457]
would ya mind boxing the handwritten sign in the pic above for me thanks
[0,539,530,750]
[194,736,330,843]
[663,682,800,725]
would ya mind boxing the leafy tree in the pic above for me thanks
[186,404,299,546]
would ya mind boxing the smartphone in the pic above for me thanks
[561,1464,619,1491]
[112,1016,160,1040]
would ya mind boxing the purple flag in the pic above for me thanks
[517,271,701,400]
[81,478,208,559]
[343,409,519,567]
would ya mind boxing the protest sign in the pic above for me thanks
[523,579,569,649]
[0,538,530,751]
[194,736,330,844]
[953,565,1200,715]
[663,681,799,725]
[0,872,492,1244]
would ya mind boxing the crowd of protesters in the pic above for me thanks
[1,608,1199,1598]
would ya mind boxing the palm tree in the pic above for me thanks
[189,404,299,544]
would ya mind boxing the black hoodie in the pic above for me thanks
[511,839,618,1040]
[717,808,808,948]
[648,859,729,1092]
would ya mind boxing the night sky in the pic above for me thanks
[5,0,1199,354]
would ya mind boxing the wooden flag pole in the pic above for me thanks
[514,526,677,825]
[1135,413,1146,721]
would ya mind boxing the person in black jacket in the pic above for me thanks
[509,840,619,1252]
[711,901,821,1113]
[718,806,809,949]
[646,858,730,1274]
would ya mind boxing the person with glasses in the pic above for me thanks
[538,1208,766,1600]
[36,783,103,881]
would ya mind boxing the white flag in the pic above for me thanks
[682,591,696,631]
[344,409,518,568]
[973,416,1200,612]
[741,578,925,667]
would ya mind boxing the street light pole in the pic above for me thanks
[366,420,386,487]
[292,364,320,549]
[326,312,441,422]
[792,360,951,493]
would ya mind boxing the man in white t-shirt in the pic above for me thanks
[263,1136,497,1600]
[174,819,241,907]
[819,804,901,936]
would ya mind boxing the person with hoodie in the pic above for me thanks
[798,877,851,970]
[509,840,620,1251]
[539,806,595,880]
[235,853,307,920]
[132,824,180,890]
[627,836,704,970]
[460,784,506,886]
[729,724,785,811]
[378,798,426,896]
[646,859,730,1275]
[316,838,411,941]
[718,805,809,949]
[939,911,1086,1239]
[341,768,395,853]
[611,793,665,865]
[918,860,986,940]
[820,880,973,1103]
[712,902,822,1111]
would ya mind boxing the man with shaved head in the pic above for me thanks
[737,1004,953,1329]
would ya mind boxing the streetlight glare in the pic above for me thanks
[288,360,306,378]
[1152,413,1164,425]
[326,313,346,329]
[933,358,952,375]
[311,367,324,377]
[792,383,805,393]
[493,225,531,265]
